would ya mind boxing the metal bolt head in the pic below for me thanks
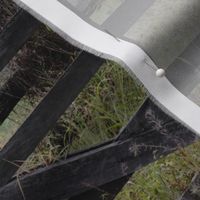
[156,68,165,77]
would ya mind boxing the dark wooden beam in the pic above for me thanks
[71,96,200,200]
[69,101,151,200]
[70,100,153,200]
[0,9,40,71]
[0,51,104,187]
[70,176,130,200]
[179,173,200,200]
[0,99,197,200]
[0,70,29,124]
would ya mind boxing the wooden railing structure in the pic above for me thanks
[0,9,199,200]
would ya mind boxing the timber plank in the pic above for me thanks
[71,98,199,200]
[0,9,40,71]
[0,71,28,124]
[0,99,197,200]
[179,173,200,200]
[70,100,151,200]
[69,176,130,200]
[0,51,104,187]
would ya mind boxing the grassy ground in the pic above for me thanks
[116,142,200,200]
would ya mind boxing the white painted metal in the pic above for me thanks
[13,0,200,135]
